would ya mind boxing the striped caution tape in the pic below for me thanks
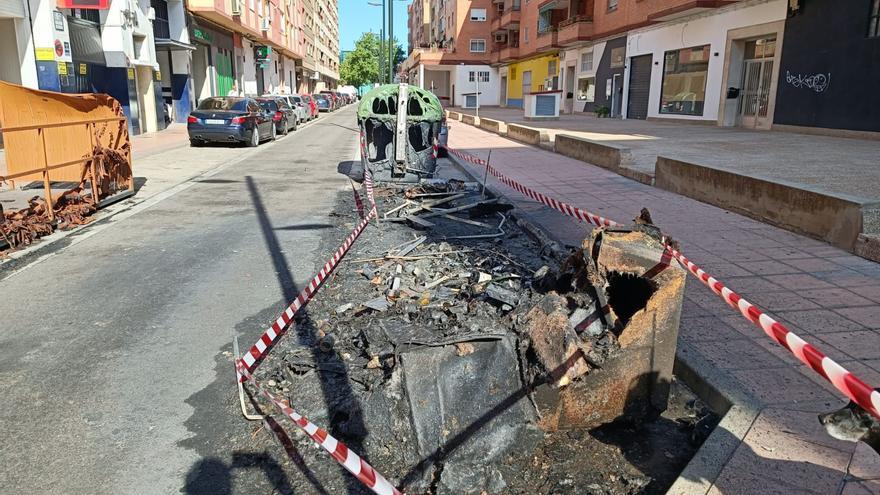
[236,362,403,495]
[667,248,880,419]
[445,147,616,228]
[238,143,378,381]
[443,144,880,419]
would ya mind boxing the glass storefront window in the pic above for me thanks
[577,77,595,101]
[660,44,710,116]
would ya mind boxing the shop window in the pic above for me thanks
[660,44,710,116]
[869,0,880,37]
[470,8,487,21]
[577,77,595,101]
[580,51,593,72]
[469,39,486,52]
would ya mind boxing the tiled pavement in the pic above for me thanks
[446,121,880,494]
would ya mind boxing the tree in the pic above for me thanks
[340,32,405,87]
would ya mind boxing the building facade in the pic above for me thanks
[406,0,877,135]
[402,0,501,107]
[772,0,880,134]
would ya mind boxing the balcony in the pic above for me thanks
[499,7,520,29]
[499,44,520,62]
[557,15,593,46]
[534,28,559,53]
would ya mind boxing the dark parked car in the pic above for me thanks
[187,97,274,147]
[313,93,332,112]
[257,97,297,136]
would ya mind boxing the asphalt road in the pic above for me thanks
[0,106,361,494]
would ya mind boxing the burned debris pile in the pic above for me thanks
[248,172,716,494]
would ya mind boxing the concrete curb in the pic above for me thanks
[443,151,763,494]
[655,156,880,253]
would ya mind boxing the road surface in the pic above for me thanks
[0,106,361,494]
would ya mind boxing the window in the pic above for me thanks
[610,46,625,68]
[580,51,593,72]
[524,27,529,43]
[660,45,710,116]
[468,71,490,82]
[577,77,595,101]
[469,39,486,52]
[608,0,618,10]
[470,8,487,21]
[548,60,557,76]
[510,67,517,80]
[869,0,880,37]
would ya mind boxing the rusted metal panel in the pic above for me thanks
[528,223,687,431]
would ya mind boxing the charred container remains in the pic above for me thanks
[358,84,443,182]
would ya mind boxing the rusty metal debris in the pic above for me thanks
[247,171,715,493]
[0,81,134,253]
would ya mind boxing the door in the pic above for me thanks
[521,70,531,107]
[738,37,776,129]
[612,74,623,117]
[564,65,575,113]
[626,54,652,119]
[500,76,507,105]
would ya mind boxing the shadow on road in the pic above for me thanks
[238,175,370,494]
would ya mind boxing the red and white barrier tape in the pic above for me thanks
[445,147,616,228]
[443,144,880,419]
[236,362,402,495]
[238,207,376,381]
[238,146,378,380]
[668,248,880,418]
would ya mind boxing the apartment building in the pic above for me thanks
[0,0,176,134]
[402,0,501,107]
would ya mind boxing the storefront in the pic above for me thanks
[504,53,560,108]
[189,20,234,104]
[772,0,880,134]
[623,0,786,124]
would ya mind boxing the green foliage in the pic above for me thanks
[596,105,610,118]
[339,32,406,86]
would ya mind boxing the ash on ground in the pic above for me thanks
[245,165,718,494]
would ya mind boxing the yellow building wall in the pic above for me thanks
[505,53,560,103]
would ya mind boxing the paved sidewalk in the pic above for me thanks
[447,121,880,494]
[451,107,880,201]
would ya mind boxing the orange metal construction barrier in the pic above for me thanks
[0,81,133,247]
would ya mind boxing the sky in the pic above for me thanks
[339,0,411,53]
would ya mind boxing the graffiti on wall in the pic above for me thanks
[785,71,831,93]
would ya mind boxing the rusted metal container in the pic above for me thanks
[528,225,687,430]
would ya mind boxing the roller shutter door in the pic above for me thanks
[627,54,652,120]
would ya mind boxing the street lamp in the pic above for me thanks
[367,1,386,84]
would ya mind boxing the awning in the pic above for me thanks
[67,18,106,66]
[155,39,196,51]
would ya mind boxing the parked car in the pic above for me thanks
[320,90,338,109]
[256,97,296,136]
[266,94,311,124]
[301,94,319,119]
[336,92,347,105]
[288,94,313,122]
[187,97,274,147]
[313,93,332,112]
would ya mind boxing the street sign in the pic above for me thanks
[254,45,271,62]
